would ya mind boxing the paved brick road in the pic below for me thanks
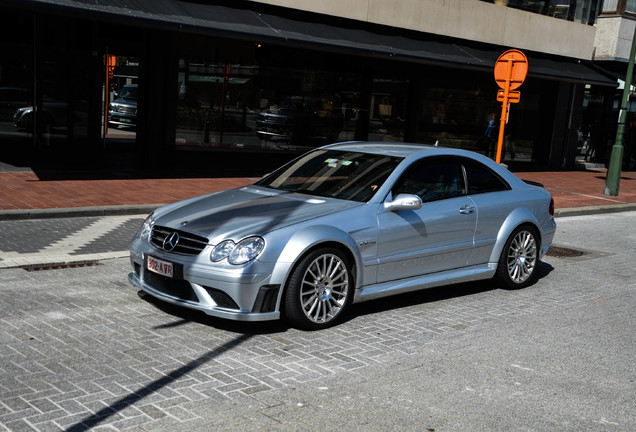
[1,212,634,431]
[0,216,144,269]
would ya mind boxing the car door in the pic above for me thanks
[376,157,477,283]
[461,159,516,266]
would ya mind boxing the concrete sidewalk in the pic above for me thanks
[1,165,636,219]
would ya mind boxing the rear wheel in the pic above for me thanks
[285,248,353,330]
[496,226,539,290]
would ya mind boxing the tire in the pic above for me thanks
[285,248,353,330]
[496,225,540,290]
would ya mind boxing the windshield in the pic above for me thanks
[256,149,402,202]
[118,86,138,100]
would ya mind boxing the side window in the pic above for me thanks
[393,159,465,203]
[463,161,510,194]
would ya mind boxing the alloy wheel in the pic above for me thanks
[506,229,537,284]
[299,253,350,324]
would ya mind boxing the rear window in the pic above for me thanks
[464,161,510,194]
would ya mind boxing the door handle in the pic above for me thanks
[459,205,475,214]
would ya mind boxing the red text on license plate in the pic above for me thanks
[147,256,174,278]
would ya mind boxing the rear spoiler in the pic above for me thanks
[524,180,544,188]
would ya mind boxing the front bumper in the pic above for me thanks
[256,125,292,141]
[108,110,136,127]
[128,245,282,322]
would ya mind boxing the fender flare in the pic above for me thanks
[269,225,363,307]
[489,208,542,264]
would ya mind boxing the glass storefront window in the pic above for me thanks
[0,11,34,165]
[175,60,358,154]
[174,37,555,165]
[414,71,549,164]
[483,1,601,24]
[416,84,501,154]
[174,35,381,156]
[602,0,619,11]
[369,79,407,142]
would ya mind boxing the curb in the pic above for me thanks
[555,203,636,217]
[0,204,161,220]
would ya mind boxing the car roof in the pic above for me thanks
[324,141,437,158]
[324,141,495,160]
[322,141,525,189]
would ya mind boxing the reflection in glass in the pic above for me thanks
[174,58,363,155]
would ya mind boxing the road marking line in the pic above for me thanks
[0,216,136,267]
[41,215,135,253]
[545,187,626,204]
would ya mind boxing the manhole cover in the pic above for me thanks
[545,246,587,258]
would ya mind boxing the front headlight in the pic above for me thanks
[210,236,265,265]
[138,213,155,240]
[210,240,235,262]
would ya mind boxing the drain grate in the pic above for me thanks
[545,246,587,258]
[22,261,101,271]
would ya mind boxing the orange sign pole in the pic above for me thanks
[104,55,109,138]
[104,55,116,138]
[496,59,513,164]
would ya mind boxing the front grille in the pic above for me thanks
[113,105,136,114]
[150,226,208,255]
[144,270,198,302]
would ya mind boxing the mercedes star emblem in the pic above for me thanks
[162,232,180,251]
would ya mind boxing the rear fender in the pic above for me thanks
[489,208,541,264]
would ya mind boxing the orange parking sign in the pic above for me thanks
[493,49,528,164]
[494,49,528,90]
[497,89,520,103]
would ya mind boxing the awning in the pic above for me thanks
[13,0,617,87]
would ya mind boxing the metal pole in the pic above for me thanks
[496,58,513,164]
[604,26,636,196]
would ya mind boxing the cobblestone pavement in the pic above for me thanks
[1,212,635,431]
[0,216,145,269]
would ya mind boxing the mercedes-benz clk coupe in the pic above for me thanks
[129,142,556,330]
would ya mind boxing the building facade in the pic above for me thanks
[0,0,619,175]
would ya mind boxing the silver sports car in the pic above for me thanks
[128,142,556,330]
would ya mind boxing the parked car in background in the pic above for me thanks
[108,84,137,128]
[0,87,30,121]
[128,142,556,330]
[256,95,343,146]
[12,97,71,131]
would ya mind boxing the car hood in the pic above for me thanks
[111,98,137,107]
[154,186,361,243]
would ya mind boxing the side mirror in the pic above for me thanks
[385,193,423,212]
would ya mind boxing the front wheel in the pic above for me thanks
[285,248,353,330]
[496,226,539,290]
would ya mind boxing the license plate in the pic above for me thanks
[147,255,174,278]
